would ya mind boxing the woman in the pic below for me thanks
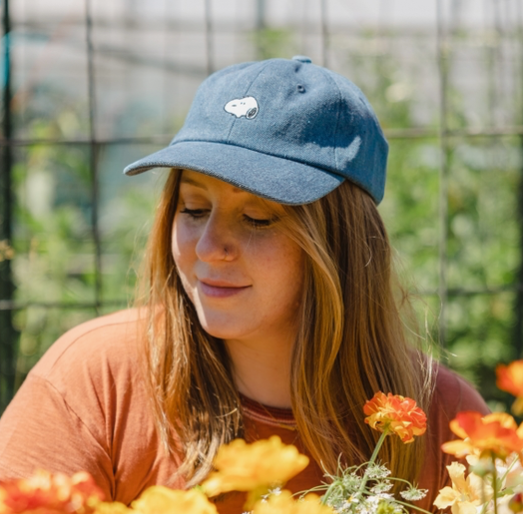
[0,57,487,512]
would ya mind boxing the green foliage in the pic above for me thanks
[5,29,523,412]
[332,32,522,405]
[9,88,161,390]
[251,27,295,60]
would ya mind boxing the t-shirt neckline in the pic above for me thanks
[239,393,296,423]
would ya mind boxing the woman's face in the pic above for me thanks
[171,170,305,345]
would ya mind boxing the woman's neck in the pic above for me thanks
[224,334,294,409]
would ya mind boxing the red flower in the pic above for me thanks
[0,470,104,514]
[442,411,523,461]
[363,392,427,444]
[497,361,523,415]
[510,492,523,513]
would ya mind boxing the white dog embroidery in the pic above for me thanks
[224,96,259,119]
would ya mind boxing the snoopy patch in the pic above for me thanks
[224,97,259,119]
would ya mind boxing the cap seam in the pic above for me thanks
[318,66,343,171]
[225,60,273,142]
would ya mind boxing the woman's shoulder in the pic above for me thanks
[23,307,150,424]
[434,363,489,411]
[0,308,177,501]
[429,362,490,426]
[30,308,147,383]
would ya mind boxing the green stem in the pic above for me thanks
[321,430,389,506]
[320,481,339,506]
[480,486,488,514]
[368,429,389,466]
[355,429,389,499]
[492,455,499,514]
[393,499,434,514]
[476,453,516,514]
[499,454,519,483]
[386,477,418,486]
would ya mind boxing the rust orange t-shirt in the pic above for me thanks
[0,309,489,512]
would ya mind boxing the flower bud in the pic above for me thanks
[469,459,495,477]
[509,492,523,513]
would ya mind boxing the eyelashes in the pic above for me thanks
[179,208,206,218]
[244,216,275,228]
[179,208,277,229]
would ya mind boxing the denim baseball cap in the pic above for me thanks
[124,56,388,205]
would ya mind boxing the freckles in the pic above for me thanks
[254,235,304,286]
[172,218,196,261]
[171,219,183,263]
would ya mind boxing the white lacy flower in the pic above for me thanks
[366,464,392,480]
[399,487,428,501]
[371,481,393,494]
[342,473,363,489]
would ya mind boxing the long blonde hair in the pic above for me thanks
[139,168,432,487]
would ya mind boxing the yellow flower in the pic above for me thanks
[433,462,491,514]
[132,486,217,514]
[252,490,334,514]
[201,436,309,497]
[93,501,133,514]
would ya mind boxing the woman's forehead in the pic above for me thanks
[179,169,286,211]
[180,169,243,194]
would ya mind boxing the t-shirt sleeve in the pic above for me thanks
[0,373,115,501]
[0,310,180,506]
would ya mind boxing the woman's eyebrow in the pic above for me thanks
[180,176,207,189]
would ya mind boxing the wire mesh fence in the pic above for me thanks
[1,0,523,413]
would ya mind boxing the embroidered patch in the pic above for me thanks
[224,96,259,119]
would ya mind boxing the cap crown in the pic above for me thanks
[171,58,388,203]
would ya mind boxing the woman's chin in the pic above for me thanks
[201,325,242,341]
[198,317,252,341]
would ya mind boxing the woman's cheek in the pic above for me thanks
[171,219,196,280]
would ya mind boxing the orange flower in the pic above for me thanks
[0,469,104,514]
[442,411,523,460]
[363,392,427,443]
[497,361,523,415]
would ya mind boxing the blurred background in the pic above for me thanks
[1,0,522,413]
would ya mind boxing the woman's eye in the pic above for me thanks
[243,215,276,228]
[179,208,207,218]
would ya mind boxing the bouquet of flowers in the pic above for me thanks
[432,361,523,514]
[3,360,523,514]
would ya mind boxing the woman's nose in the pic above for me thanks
[195,213,237,262]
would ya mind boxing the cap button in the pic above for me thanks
[292,55,312,64]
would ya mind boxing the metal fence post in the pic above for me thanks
[0,0,17,412]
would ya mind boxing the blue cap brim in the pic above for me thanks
[123,141,344,205]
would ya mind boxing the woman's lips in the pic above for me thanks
[198,280,250,298]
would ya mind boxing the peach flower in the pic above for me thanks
[497,361,523,415]
[442,412,523,461]
[0,470,104,514]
